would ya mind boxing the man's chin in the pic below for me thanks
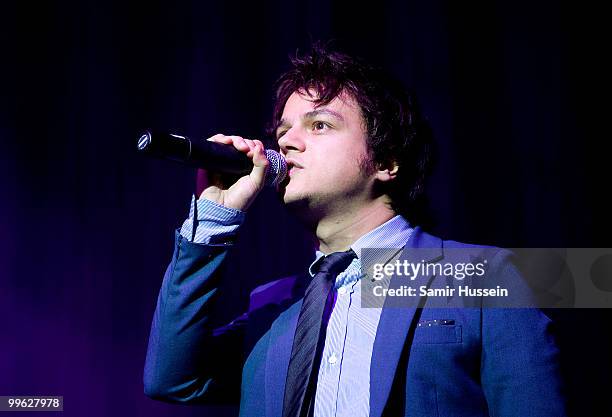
[277,186,309,212]
[277,186,300,206]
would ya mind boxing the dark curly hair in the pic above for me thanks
[268,43,435,223]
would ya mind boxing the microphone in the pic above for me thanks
[137,131,287,187]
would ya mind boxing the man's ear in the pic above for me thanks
[375,161,399,183]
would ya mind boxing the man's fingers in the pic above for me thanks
[200,134,268,210]
[206,134,268,181]
[207,135,264,156]
[251,141,269,167]
[206,133,232,144]
[226,135,249,152]
[207,134,249,152]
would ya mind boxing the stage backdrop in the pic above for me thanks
[2,0,610,416]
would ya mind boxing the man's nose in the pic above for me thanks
[278,128,306,154]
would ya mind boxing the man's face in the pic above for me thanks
[275,90,376,217]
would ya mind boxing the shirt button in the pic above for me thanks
[328,354,338,365]
[337,287,347,295]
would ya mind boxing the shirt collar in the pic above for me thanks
[308,215,414,277]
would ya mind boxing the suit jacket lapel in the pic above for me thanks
[369,227,443,417]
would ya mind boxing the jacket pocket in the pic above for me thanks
[413,324,462,344]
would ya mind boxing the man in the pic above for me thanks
[144,45,566,416]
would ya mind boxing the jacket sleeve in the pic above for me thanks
[481,250,567,416]
[143,231,246,404]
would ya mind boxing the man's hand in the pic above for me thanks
[199,134,269,211]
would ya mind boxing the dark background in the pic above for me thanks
[1,0,610,416]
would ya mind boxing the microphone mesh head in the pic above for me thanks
[264,149,287,187]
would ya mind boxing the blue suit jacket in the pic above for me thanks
[144,227,566,417]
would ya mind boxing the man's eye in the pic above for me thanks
[313,121,329,131]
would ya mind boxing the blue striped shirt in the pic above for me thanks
[179,196,414,416]
[309,215,413,417]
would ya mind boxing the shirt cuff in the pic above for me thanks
[179,195,246,244]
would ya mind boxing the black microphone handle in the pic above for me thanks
[137,131,288,187]
[137,131,254,174]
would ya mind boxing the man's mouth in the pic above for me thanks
[285,158,303,169]
[285,158,303,177]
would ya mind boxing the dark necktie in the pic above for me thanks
[282,249,357,417]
